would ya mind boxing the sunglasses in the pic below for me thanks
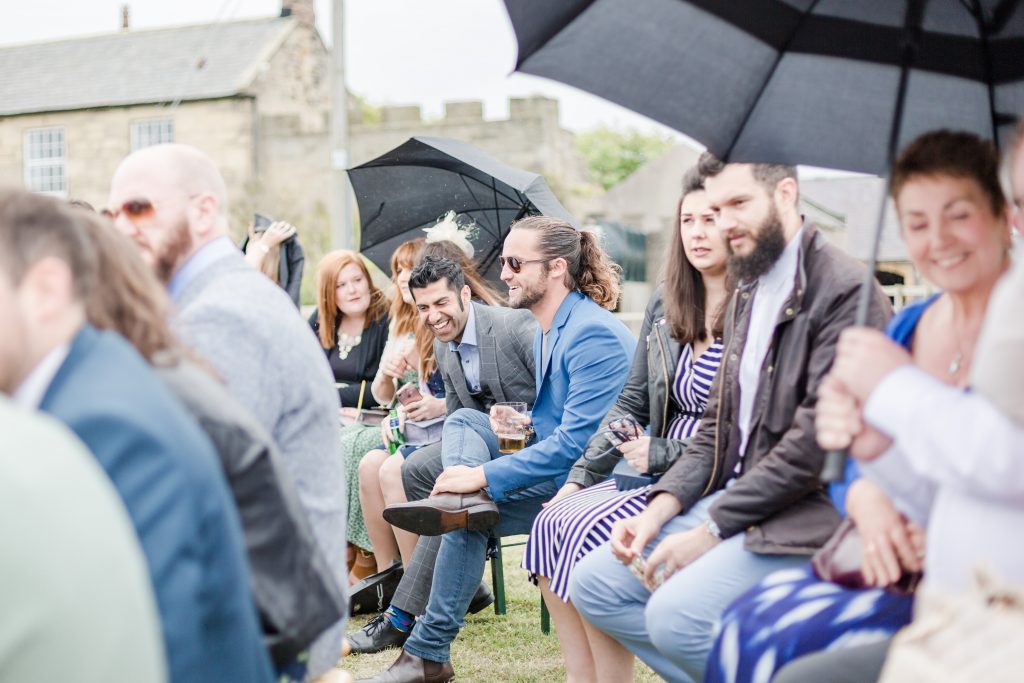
[101,198,155,221]
[499,256,549,273]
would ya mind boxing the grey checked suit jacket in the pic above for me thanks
[434,302,538,412]
[172,248,346,678]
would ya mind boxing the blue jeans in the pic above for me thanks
[570,492,807,683]
[403,408,558,662]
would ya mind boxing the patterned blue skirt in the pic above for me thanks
[705,565,914,683]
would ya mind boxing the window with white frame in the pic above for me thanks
[24,127,67,197]
[131,118,174,150]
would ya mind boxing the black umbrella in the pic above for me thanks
[503,0,1023,479]
[504,0,1022,175]
[347,135,576,282]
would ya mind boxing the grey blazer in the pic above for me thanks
[434,302,537,413]
[172,247,346,678]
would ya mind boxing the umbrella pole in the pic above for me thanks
[820,0,926,482]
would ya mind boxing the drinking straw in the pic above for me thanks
[356,379,366,413]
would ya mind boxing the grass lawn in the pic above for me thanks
[337,538,660,682]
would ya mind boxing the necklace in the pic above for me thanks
[337,331,362,360]
[948,350,963,375]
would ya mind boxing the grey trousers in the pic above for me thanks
[772,638,892,683]
[391,442,444,615]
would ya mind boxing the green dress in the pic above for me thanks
[340,422,387,551]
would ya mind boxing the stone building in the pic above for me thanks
[0,0,332,252]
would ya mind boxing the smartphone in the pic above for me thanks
[395,383,423,406]
[253,212,274,233]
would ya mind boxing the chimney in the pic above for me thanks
[280,0,316,29]
[121,4,130,31]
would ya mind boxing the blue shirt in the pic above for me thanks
[448,303,481,394]
[168,236,239,301]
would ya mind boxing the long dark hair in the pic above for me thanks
[663,166,729,344]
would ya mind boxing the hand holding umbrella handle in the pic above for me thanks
[820,449,847,483]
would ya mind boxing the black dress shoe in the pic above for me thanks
[346,613,410,654]
[350,562,404,616]
[355,648,454,683]
[467,581,494,615]
[383,490,499,535]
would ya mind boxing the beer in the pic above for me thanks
[498,433,526,454]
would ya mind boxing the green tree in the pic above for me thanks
[576,127,674,190]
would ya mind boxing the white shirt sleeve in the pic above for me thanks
[863,365,1024,504]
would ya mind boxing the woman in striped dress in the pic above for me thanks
[522,166,732,683]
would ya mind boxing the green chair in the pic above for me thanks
[489,536,550,634]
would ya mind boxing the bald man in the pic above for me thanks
[109,144,348,679]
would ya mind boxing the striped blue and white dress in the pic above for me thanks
[522,340,723,600]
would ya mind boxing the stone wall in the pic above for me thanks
[0,98,256,227]
[349,96,598,220]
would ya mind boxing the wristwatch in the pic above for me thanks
[705,518,723,539]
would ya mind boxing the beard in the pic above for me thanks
[509,277,547,309]
[153,217,194,284]
[727,204,787,283]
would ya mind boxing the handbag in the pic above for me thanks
[811,518,922,594]
[612,459,659,491]
[879,571,1024,682]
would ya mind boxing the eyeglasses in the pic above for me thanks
[499,256,549,273]
[101,198,155,221]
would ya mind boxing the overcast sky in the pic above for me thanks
[1,0,684,137]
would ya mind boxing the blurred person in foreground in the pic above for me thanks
[76,208,346,681]
[570,155,891,683]
[0,188,272,682]
[108,143,348,678]
[772,132,1020,683]
[0,398,165,683]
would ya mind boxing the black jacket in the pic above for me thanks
[650,224,892,555]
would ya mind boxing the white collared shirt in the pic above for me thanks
[12,343,71,410]
[737,229,803,460]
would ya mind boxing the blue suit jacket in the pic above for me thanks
[483,292,636,501]
[39,326,273,683]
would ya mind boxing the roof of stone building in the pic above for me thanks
[0,17,296,116]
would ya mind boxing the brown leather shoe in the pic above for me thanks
[354,649,454,683]
[383,490,499,536]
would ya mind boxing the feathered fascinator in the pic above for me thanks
[422,210,478,259]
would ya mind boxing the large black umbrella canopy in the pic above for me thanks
[505,0,1024,480]
[503,0,1024,176]
[348,135,577,282]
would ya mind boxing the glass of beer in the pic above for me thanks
[494,401,528,453]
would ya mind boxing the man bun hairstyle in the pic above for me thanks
[409,255,466,296]
[696,151,797,195]
[510,216,621,310]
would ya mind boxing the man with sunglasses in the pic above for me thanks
[107,144,348,680]
[360,217,635,683]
